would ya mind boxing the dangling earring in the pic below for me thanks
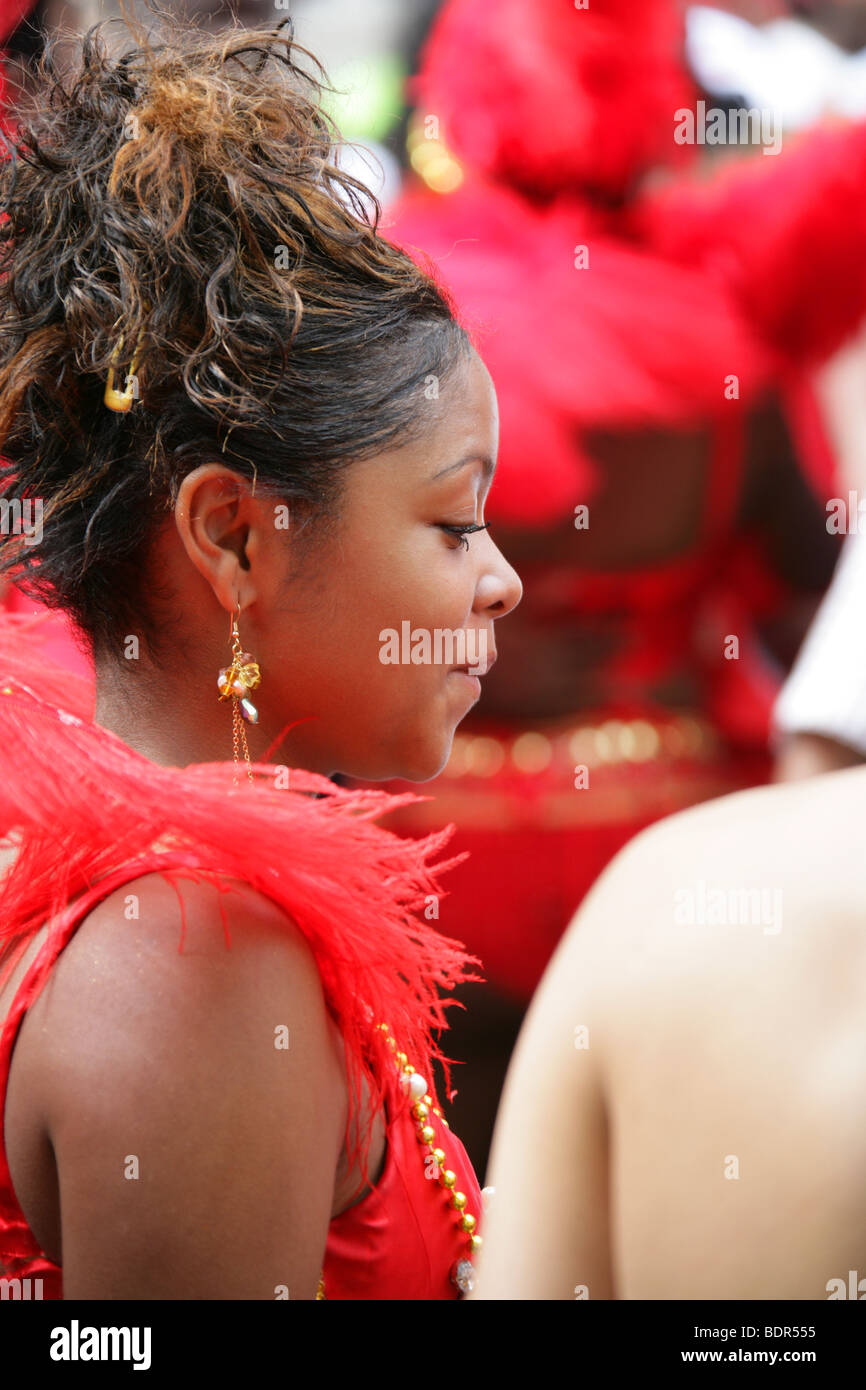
[217,604,262,786]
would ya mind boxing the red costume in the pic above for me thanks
[366,0,866,1002]
[0,608,483,1298]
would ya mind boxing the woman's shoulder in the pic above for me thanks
[36,866,343,1088]
[15,866,349,1296]
[630,762,866,887]
[546,762,866,1022]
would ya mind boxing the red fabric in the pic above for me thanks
[0,0,38,128]
[387,177,774,524]
[0,605,484,1296]
[0,852,482,1299]
[410,0,695,199]
[1,583,93,683]
[634,119,866,374]
[0,0,33,48]
[386,122,866,528]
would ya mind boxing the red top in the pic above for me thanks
[0,850,483,1300]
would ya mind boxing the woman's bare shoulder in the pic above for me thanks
[582,763,866,913]
[33,868,338,1087]
[548,762,866,1020]
[19,867,348,1296]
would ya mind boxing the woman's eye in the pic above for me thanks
[438,522,491,551]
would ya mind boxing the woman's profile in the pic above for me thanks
[0,2,521,1299]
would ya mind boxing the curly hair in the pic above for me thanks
[0,0,470,662]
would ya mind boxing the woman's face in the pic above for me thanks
[257,348,522,781]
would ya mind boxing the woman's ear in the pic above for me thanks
[173,466,261,612]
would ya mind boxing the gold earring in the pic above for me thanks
[217,605,262,786]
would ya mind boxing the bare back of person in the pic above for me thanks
[474,763,866,1298]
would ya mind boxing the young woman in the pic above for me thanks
[0,7,521,1299]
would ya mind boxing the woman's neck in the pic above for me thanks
[93,657,330,776]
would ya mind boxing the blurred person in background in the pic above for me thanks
[351,0,866,1177]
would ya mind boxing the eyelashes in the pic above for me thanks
[439,521,491,551]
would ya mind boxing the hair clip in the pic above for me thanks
[104,321,146,413]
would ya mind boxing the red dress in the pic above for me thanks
[0,609,483,1299]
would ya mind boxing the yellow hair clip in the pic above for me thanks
[104,320,146,413]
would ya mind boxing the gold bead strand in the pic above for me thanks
[376,1021,481,1295]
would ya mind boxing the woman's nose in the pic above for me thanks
[477,552,523,617]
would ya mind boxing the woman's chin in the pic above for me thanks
[347,732,454,785]
[402,724,460,782]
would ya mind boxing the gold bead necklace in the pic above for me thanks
[316,1021,481,1299]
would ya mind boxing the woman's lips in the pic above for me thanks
[450,649,497,679]
[450,669,482,697]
